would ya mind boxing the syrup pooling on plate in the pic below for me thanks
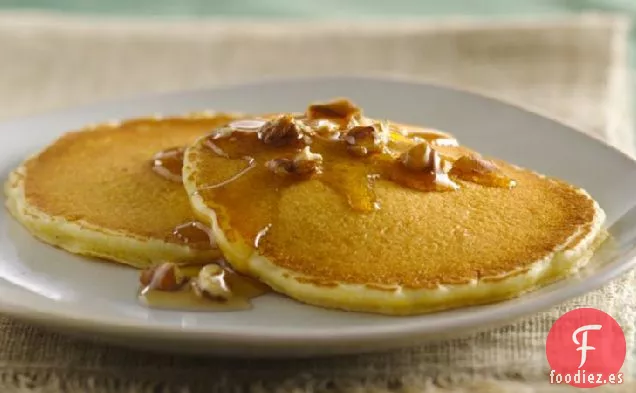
[151,147,185,182]
[138,261,269,311]
[193,99,515,253]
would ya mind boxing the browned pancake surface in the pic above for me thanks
[24,115,237,242]
[188,141,596,289]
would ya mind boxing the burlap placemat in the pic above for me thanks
[0,12,633,393]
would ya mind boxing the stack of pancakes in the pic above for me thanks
[4,100,606,315]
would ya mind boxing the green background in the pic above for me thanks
[0,0,635,18]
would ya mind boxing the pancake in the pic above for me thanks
[183,99,606,315]
[4,113,241,268]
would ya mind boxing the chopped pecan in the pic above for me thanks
[394,142,459,191]
[258,115,306,146]
[400,142,442,172]
[266,158,295,176]
[266,146,323,177]
[309,118,342,140]
[450,154,516,188]
[452,155,497,173]
[139,262,186,291]
[191,264,232,301]
[307,99,361,123]
[344,125,386,157]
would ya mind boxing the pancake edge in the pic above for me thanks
[183,136,607,315]
[2,114,245,269]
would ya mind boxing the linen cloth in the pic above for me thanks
[0,11,633,393]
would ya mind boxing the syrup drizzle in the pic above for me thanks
[151,147,185,182]
[197,157,257,191]
[148,102,513,278]
[165,221,217,250]
[191,111,514,255]
[254,224,272,248]
[198,126,456,214]
[143,120,275,312]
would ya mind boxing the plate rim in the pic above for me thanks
[1,75,635,347]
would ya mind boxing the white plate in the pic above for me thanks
[1,77,636,357]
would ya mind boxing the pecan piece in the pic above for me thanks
[191,264,232,301]
[139,262,186,291]
[452,154,497,173]
[266,146,323,177]
[400,142,442,172]
[345,124,386,157]
[258,115,306,146]
[450,154,516,188]
[307,99,361,123]
[394,142,459,191]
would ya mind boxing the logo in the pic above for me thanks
[546,308,626,388]
[572,324,602,368]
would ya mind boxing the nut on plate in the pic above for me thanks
[258,115,306,146]
[191,264,233,301]
[266,146,323,177]
[139,262,186,291]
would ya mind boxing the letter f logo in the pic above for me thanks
[572,324,602,368]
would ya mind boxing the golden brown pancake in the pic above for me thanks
[4,113,241,268]
[183,100,605,315]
